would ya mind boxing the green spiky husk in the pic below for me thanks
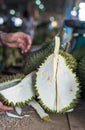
[60,50,77,72]
[23,39,77,75]
[77,56,85,99]
[23,40,55,74]
[0,73,25,84]
[0,93,34,107]
[72,45,85,62]
[78,56,85,86]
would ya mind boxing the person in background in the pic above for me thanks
[22,9,35,41]
[0,31,32,111]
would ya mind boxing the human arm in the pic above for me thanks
[0,31,32,53]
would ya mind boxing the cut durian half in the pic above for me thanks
[35,36,60,112]
[0,72,35,106]
[35,36,80,113]
[57,55,79,112]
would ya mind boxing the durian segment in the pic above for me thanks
[57,55,79,112]
[0,72,35,106]
[35,55,57,111]
[35,36,60,111]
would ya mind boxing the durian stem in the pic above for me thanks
[64,42,71,53]
[53,36,60,110]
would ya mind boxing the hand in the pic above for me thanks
[0,101,13,111]
[1,32,32,53]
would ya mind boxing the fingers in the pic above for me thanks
[1,106,14,111]
[18,35,32,53]
[0,102,13,111]
[25,35,32,49]
[4,33,32,54]
[18,39,26,53]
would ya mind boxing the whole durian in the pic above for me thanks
[35,36,80,113]
[77,56,85,99]
[72,45,85,62]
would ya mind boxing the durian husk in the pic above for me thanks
[72,45,85,62]
[0,72,35,106]
[77,56,85,99]
[23,40,55,74]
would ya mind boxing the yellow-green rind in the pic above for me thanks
[0,73,25,84]
[59,50,77,72]
[0,93,34,107]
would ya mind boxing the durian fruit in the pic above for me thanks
[0,74,24,88]
[0,72,35,106]
[35,36,80,113]
[23,40,76,75]
[23,41,54,74]
[72,45,85,62]
[59,50,77,72]
[77,56,85,99]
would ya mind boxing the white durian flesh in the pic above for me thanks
[35,36,80,112]
[57,55,79,112]
[0,72,35,106]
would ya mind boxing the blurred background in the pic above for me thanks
[0,0,85,74]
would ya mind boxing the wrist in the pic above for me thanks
[0,31,7,45]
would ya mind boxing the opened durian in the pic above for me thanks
[23,40,76,75]
[0,72,35,106]
[0,36,80,120]
[35,36,80,113]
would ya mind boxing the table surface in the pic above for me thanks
[0,100,85,130]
